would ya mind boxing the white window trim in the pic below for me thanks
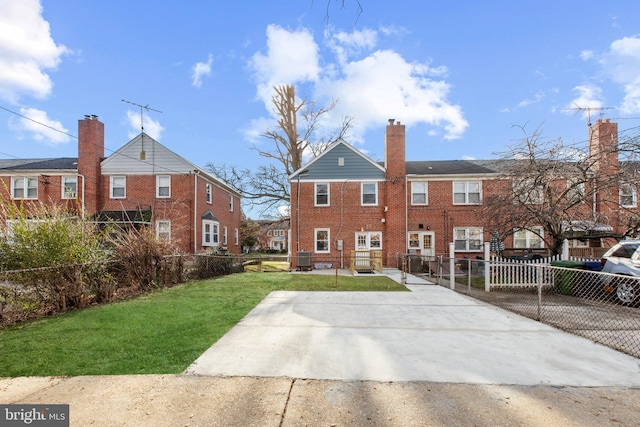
[361,182,378,206]
[206,183,212,204]
[453,227,483,252]
[314,228,330,253]
[110,176,126,199]
[453,181,481,205]
[156,175,171,198]
[620,183,637,208]
[513,227,544,249]
[314,183,330,206]
[355,231,382,250]
[229,194,234,211]
[202,220,219,247]
[156,220,171,242]
[411,181,428,205]
[11,177,38,200]
[61,176,78,199]
[223,226,228,245]
[234,228,239,245]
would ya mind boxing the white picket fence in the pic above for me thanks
[447,241,600,291]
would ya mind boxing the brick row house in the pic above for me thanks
[0,115,242,254]
[289,118,635,269]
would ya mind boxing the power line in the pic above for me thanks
[0,104,78,139]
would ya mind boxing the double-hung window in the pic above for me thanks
[453,181,481,204]
[411,182,428,205]
[315,183,329,206]
[620,183,636,208]
[315,228,330,253]
[62,176,77,199]
[223,226,228,245]
[453,227,483,251]
[361,182,378,205]
[229,194,234,211]
[513,227,544,248]
[110,176,126,199]
[156,175,170,198]
[206,184,212,204]
[202,220,219,246]
[513,179,542,204]
[12,177,38,199]
[234,228,239,245]
[156,220,171,242]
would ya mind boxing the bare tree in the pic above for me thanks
[481,124,625,255]
[207,85,354,217]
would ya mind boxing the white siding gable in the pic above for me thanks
[101,133,194,175]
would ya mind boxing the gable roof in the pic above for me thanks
[289,139,386,181]
[0,158,78,172]
[101,133,240,196]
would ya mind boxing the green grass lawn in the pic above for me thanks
[0,272,405,377]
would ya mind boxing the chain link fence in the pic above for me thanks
[399,254,640,359]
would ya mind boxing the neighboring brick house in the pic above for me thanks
[258,219,290,252]
[290,118,635,269]
[0,115,242,254]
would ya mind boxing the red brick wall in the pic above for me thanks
[78,116,104,216]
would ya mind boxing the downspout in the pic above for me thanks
[405,175,409,254]
[193,172,198,254]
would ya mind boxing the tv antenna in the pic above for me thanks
[564,103,614,126]
[121,99,162,160]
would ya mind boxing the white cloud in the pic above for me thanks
[191,54,213,88]
[602,36,640,114]
[126,110,164,140]
[318,49,467,140]
[580,50,594,61]
[247,25,468,143]
[249,24,321,105]
[9,107,70,145]
[0,0,69,103]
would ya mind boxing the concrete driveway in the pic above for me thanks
[186,282,640,386]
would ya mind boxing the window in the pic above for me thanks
[156,220,171,242]
[411,182,428,205]
[620,183,636,208]
[110,176,126,199]
[315,228,330,253]
[156,175,170,198]
[229,194,234,211]
[513,179,542,204]
[453,181,481,204]
[453,227,483,251]
[355,231,382,250]
[567,178,585,203]
[223,226,228,245]
[62,176,77,199]
[202,220,219,246]
[12,177,38,199]
[315,183,329,206]
[361,182,378,205]
[234,228,239,245]
[513,227,544,248]
[206,184,212,204]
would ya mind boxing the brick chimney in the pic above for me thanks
[383,119,407,262]
[385,119,406,179]
[78,115,104,216]
[589,118,618,175]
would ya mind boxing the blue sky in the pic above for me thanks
[2,1,640,193]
